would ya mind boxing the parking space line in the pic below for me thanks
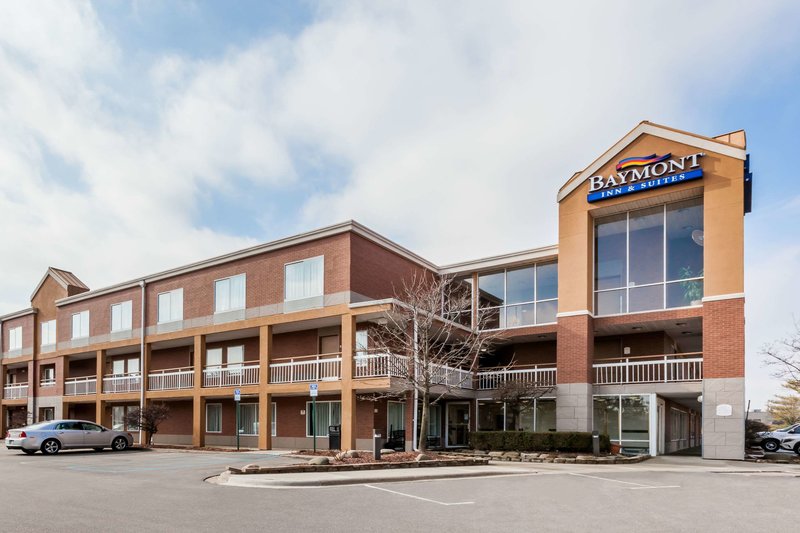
[568,472,679,490]
[364,484,474,506]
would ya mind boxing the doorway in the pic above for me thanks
[446,402,470,447]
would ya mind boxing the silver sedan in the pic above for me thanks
[5,419,134,455]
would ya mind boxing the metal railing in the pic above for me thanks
[354,352,409,378]
[477,365,557,390]
[593,353,703,385]
[270,353,341,384]
[39,378,57,388]
[203,362,260,387]
[103,373,142,394]
[3,383,28,400]
[148,367,194,390]
[65,376,97,396]
[417,361,474,389]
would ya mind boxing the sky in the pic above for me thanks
[1,1,799,409]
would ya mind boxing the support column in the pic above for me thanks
[340,314,357,451]
[95,350,105,424]
[140,344,151,445]
[258,325,273,450]
[555,313,594,432]
[192,335,205,447]
[0,365,7,436]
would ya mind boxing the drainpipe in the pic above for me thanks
[139,280,146,445]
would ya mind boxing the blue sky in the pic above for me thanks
[1,1,799,409]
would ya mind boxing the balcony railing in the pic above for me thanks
[477,364,557,390]
[65,376,97,396]
[103,373,142,394]
[203,362,260,388]
[593,353,703,385]
[3,383,28,400]
[418,361,474,390]
[270,353,342,384]
[149,367,194,391]
[40,378,56,388]
[354,352,409,378]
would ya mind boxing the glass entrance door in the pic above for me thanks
[446,403,470,447]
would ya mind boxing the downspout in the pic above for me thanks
[139,280,146,445]
[412,316,418,452]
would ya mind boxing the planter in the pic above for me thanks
[609,442,622,454]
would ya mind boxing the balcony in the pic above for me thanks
[354,352,409,378]
[103,373,142,394]
[422,361,475,390]
[40,378,57,388]
[3,383,28,400]
[203,362,260,388]
[65,376,97,396]
[477,364,557,391]
[593,353,703,385]
[270,354,341,384]
[148,367,194,391]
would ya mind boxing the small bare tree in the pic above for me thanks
[124,403,170,446]
[492,379,555,430]
[369,272,502,451]
[762,320,800,392]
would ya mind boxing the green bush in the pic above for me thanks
[470,431,611,453]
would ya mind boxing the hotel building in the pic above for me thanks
[0,122,751,460]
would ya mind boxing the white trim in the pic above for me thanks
[557,122,747,202]
[701,293,745,303]
[556,310,593,318]
[440,245,558,275]
[594,304,702,320]
[0,308,36,322]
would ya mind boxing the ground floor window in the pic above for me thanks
[271,402,277,437]
[593,394,650,451]
[206,403,222,433]
[388,401,405,433]
[306,401,341,437]
[39,407,55,422]
[477,398,556,432]
[112,405,137,431]
[238,404,258,436]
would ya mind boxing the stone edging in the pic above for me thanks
[447,451,651,465]
[227,457,490,475]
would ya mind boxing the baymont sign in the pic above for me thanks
[587,152,705,202]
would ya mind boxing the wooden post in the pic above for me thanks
[258,325,273,450]
[192,335,205,447]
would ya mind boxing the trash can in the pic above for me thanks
[328,425,341,450]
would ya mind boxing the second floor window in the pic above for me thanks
[158,289,183,324]
[41,320,56,346]
[71,311,90,339]
[9,326,22,350]
[285,256,324,301]
[41,365,55,386]
[215,274,246,313]
[477,262,559,329]
[111,301,133,332]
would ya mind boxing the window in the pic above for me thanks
[443,275,473,326]
[71,311,90,339]
[594,198,704,316]
[239,404,259,436]
[157,289,183,324]
[206,404,222,433]
[227,345,244,369]
[355,330,368,367]
[477,398,556,432]
[111,301,133,332]
[285,256,324,301]
[388,402,405,433]
[206,348,223,369]
[593,394,650,451]
[215,274,246,313]
[477,262,559,329]
[41,320,57,346]
[271,402,277,437]
[40,366,55,387]
[306,400,341,437]
[8,326,22,350]
[110,357,139,375]
[39,407,55,422]
[112,405,135,431]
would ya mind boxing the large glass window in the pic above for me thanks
[239,404,259,436]
[387,402,406,433]
[477,398,556,431]
[71,311,90,339]
[285,256,324,301]
[41,320,57,346]
[215,274,246,313]
[593,395,650,452]
[594,198,703,315]
[306,401,341,437]
[111,301,133,332]
[443,275,473,326]
[206,404,222,433]
[157,289,183,323]
[477,263,558,329]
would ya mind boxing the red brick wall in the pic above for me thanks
[68,403,95,422]
[703,298,745,378]
[272,330,325,358]
[57,285,142,342]
[2,313,34,352]
[67,358,96,378]
[349,233,433,300]
[157,400,193,435]
[150,346,192,371]
[34,359,63,396]
[594,332,675,359]
[556,314,593,383]
[206,337,260,364]
[489,341,557,367]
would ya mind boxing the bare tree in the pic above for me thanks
[124,403,170,446]
[368,272,502,451]
[492,379,555,430]
[762,320,800,392]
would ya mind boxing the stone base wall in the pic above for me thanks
[702,377,745,460]
[556,383,592,431]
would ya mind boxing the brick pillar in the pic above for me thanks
[556,313,594,431]
[701,297,745,460]
[192,335,206,447]
[140,344,151,445]
[258,325,273,450]
[340,314,357,451]
[0,366,7,436]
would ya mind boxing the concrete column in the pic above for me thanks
[340,314,357,451]
[556,314,594,431]
[192,335,206,447]
[258,325,273,450]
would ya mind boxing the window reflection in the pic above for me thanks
[477,262,558,329]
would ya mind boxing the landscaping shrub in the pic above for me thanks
[470,431,611,453]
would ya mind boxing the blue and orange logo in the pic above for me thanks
[615,153,672,172]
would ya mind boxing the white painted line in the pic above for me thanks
[364,484,474,506]
[568,472,678,490]
[625,486,681,490]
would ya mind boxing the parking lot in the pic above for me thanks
[0,444,797,532]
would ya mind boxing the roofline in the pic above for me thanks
[0,307,36,322]
[56,220,439,307]
[439,244,559,275]
[556,121,747,202]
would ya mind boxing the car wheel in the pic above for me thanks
[41,439,61,455]
[112,437,128,452]
[21,449,36,455]
[762,439,780,452]
[794,442,800,456]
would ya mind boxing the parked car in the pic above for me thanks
[779,433,800,455]
[5,420,133,455]
[755,423,800,452]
